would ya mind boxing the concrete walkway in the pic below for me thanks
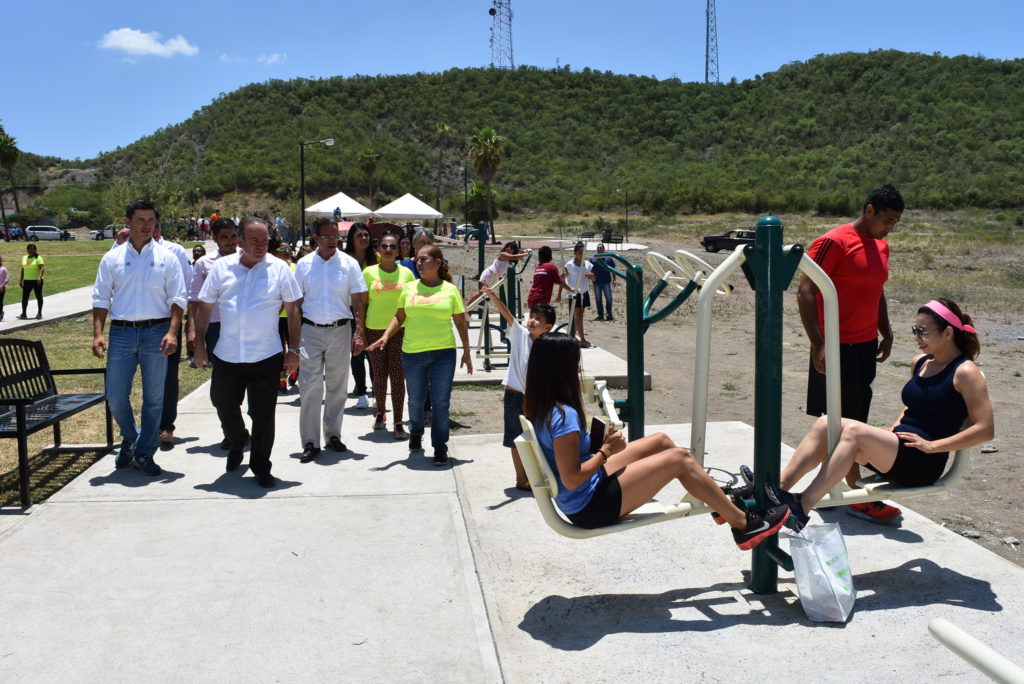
[1,376,1023,681]
[0,284,95,333]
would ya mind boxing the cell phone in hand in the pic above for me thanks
[588,417,606,451]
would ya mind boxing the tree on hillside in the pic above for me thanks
[434,122,451,215]
[467,126,504,244]
[0,133,21,214]
[357,148,380,209]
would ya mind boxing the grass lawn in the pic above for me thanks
[0,316,211,507]
[0,238,207,297]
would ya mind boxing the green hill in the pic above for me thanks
[19,50,1024,224]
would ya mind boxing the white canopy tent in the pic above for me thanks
[373,193,443,221]
[305,191,377,218]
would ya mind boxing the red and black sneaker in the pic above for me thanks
[847,501,902,523]
[732,504,790,551]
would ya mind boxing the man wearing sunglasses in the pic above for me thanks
[796,184,904,522]
[292,218,368,463]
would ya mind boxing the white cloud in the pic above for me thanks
[256,52,287,65]
[98,28,199,58]
[218,53,245,64]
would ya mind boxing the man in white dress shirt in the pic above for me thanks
[293,218,368,463]
[151,222,194,448]
[91,199,187,476]
[193,217,302,488]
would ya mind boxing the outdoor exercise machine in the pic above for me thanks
[595,248,732,441]
[466,240,533,372]
[517,217,981,597]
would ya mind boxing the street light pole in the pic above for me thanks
[299,137,335,247]
[624,187,629,241]
[462,166,468,226]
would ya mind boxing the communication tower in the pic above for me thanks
[705,0,720,84]
[489,1,515,69]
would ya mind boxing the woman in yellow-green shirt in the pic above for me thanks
[19,243,45,320]
[363,233,416,438]
[367,244,472,465]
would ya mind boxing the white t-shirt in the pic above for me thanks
[501,321,533,393]
[198,252,302,363]
[565,260,593,295]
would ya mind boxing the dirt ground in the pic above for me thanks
[444,234,1023,567]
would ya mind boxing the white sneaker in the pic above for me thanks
[355,395,369,409]
[367,394,375,409]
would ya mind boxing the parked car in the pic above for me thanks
[700,229,755,253]
[90,224,121,240]
[25,225,65,241]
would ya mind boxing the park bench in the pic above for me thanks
[606,233,625,246]
[0,339,113,508]
[579,231,596,242]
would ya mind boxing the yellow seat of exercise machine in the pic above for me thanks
[515,416,709,539]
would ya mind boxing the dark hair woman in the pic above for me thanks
[362,233,416,438]
[344,222,378,406]
[778,298,994,529]
[367,245,473,466]
[523,332,789,549]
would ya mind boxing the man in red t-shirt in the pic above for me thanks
[796,185,904,521]
[527,245,569,308]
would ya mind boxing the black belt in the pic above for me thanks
[301,317,351,328]
[110,317,170,329]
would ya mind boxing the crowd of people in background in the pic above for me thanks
[8,183,996,544]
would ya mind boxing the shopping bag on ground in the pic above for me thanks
[787,523,855,622]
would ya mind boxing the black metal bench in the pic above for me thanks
[0,339,113,508]
[579,231,596,242]
[607,233,625,246]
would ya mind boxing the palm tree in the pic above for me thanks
[467,127,505,244]
[0,132,20,215]
[434,122,451,216]
[356,148,380,208]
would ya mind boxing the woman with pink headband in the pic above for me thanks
[766,297,993,530]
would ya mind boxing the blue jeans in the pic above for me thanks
[594,282,613,317]
[106,322,170,457]
[402,348,456,449]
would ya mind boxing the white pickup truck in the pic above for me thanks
[90,224,122,240]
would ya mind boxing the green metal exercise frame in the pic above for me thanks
[688,216,841,596]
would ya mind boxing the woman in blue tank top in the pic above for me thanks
[776,298,993,530]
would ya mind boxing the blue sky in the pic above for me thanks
[5,0,1023,161]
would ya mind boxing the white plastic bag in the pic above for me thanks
[788,523,855,622]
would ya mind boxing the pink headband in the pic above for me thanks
[924,300,978,334]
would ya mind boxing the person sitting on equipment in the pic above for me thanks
[523,332,790,549]
[465,240,531,309]
[775,298,993,530]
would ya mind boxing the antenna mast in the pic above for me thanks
[705,0,720,84]
[489,1,515,69]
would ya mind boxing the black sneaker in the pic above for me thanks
[432,448,449,467]
[114,442,135,469]
[732,504,789,550]
[133,454,162,476]
[300,443,320,463]
[409,435,423,451]
[327,436,347,452]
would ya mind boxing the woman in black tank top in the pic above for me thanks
[775,298,993,530]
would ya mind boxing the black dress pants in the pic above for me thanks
[211,353,281,477]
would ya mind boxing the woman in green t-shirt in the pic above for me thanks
[368,245,473,466]
[18,243,45,320]
[363,234,416,438]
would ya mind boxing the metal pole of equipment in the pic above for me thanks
[299,142,306,247]
[745,216,803,594]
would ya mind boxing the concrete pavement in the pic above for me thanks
[1,377,1022,681]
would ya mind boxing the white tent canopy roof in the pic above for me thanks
[305,191,377,218]
[373,193,443,220]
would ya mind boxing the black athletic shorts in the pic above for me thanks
[572,292,591,309]
[866,433,949,487]
[566,467,622,529]
[806,339,878,421]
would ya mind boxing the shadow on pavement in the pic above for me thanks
[520,558,1001,650]
[89,468,186,488]
[193,470,301,498]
